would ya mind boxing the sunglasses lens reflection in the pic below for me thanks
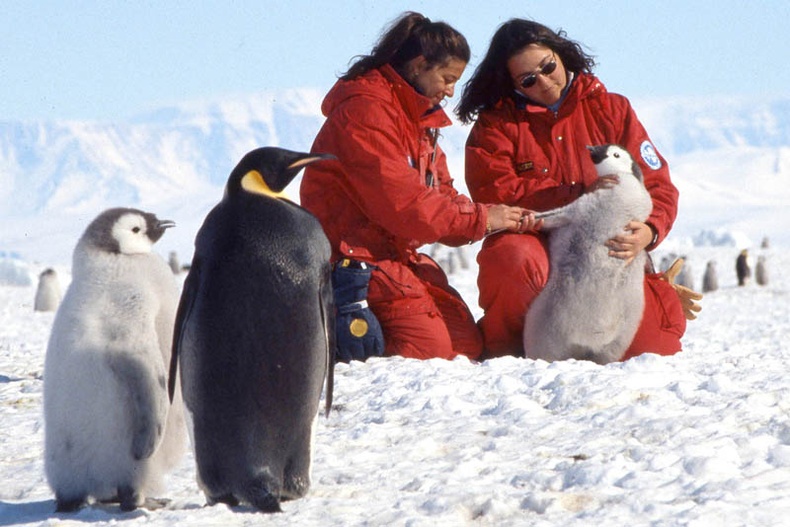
[520,60,557,89]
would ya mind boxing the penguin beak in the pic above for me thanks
[587,145,607,164]
[158,219,176,230]
[264,152,337,196]
[286,152,337,171]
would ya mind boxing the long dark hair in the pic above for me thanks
[342,12,470,81]
[456,19,596,124]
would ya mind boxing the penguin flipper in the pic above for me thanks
[534,203,576,230]
[169,260,201,402]
[320,265,336,418]
[106,352,168,460]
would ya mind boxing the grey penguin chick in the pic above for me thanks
[702,260,718,293]
[167,251,181,274]
[44,208,187,512]
[34,268,62,312]
[523,144,653,364]
[755,254,768,285]
[168,147,335,512]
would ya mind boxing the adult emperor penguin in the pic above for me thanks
[44,208,187,512]
[34,268,62,312]
[523,144,653,364]
[168,147,335,512]
[736,249,751,286]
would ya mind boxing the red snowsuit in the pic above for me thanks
[465,73,686,359]
[300,64,487,360]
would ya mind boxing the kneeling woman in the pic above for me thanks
[300,12,532,361]
[456,18,700,360]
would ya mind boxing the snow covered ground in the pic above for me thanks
[2,241,789,526]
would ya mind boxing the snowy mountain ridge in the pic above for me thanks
[0,88,327,217]
[1,90,788,265]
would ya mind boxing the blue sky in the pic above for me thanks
[2,0,787,121]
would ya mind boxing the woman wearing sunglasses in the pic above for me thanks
[455,18,695,360]
[300,12,533,362]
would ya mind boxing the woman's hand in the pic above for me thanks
[487,205,543,234]
[606,221,653,264]
[586,174,619,193]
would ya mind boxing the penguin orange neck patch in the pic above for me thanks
[241,170,286,198]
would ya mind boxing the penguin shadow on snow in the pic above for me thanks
[0,499,158,525]
[0,500,79,525]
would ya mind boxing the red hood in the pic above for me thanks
[321,64,452,129]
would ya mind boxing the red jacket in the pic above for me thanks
[301,64,488,264]
[465,73,678,246]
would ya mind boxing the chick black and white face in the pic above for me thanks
[590,145,641,181]
[84,208,172,255]
[111,212,156,254]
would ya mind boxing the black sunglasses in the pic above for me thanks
[519,59,558,89]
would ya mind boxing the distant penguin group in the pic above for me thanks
[523,144,652,364]
[168,147,335,511]
[43,208,187,512]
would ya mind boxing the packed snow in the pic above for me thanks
[2,237,789,526]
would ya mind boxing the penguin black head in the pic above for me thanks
[81,207,175,255]
[587,144,643,182]
[226,147,336,199]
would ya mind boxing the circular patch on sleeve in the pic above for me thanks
[349,318,369,337]
[640,140,662,170]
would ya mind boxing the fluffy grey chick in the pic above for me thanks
[34,268,62,312]
[43,208,187,512]
[523,144,653,364]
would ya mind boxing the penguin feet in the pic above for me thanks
[99,492,168,511]
[55,494,87,513]
[206,493,240,507]
[118,485,143,512]
[244,477,282,513]
[247,491,281,513]
[142,497,171,510]
[660,258,703,320]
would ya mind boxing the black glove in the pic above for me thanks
[332,260,385,362]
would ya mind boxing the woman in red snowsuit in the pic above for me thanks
[456,18,694,360]
[300,13,532,361]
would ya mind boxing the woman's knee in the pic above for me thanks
[381,311,457,360]
[478,234,549,297]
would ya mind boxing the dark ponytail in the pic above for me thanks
[342,12,470,81]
